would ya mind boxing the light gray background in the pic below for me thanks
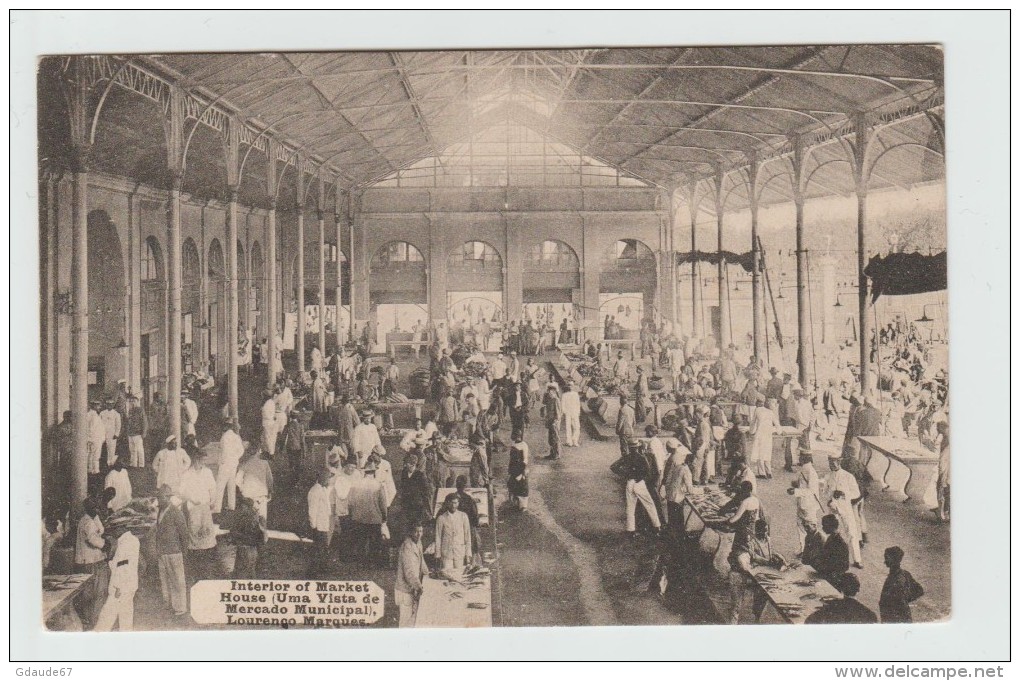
[9,9,1011,661]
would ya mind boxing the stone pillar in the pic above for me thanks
[316,176,327,357]
[852,115,874,393]
[791,136,813,389]
[349,192,368,330]
[747,153,765,362]
[688,183,705,339]
[818,255,837,345]
[334,189,345,348]
[714,171,732,348]
[265,146,279,387]
[266,199,278,386]
[317,208,327,358]
[70,150,90,514]
[225,186,240,421]
[504,213,524,323]
[295,161,307,373]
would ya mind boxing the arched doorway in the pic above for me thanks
[250,241,264,340]
[447,240,503,350]
[207,239,226,377]
[181,238,201,376]
[524,239,580,340]
[236,240,251,366]
[86,210,126,400]
[599,238,656,340]
[370,240,427,353]
[140,236,167,405]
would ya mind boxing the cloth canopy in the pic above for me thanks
[673,250,756,273]
[864,251,947,302]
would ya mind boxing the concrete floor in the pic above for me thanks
[108,349,950,630]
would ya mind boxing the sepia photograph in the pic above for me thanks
[11,8,1011,666]
[36,42,953,632]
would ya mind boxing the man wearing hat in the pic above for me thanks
[146,391,171,460]
[94,520,141,631]
[347,457,389,564]
[764,367,784,412]
[634,365,649,424]
[506,350,521,384]
[561,379,581,448]
[152,435,191,494]
[122,392,148,468]
[490,352,507,384]
[541,383,562,460]
[215,420,244,513]
[306,470,333,576]
[394,522,428,627]
[790,387,816,470]
[152,484,189,616]
[352,409,385,469]
[85,399,106,476]
[615,393,636,461]
[100,398,122,469]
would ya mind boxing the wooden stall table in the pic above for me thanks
[388,339,431,358]
[603,338,640,361]
[680,487,736,575]
[435,443,475,489]
[858,436,939,506]
[414,565,493,628]
[652,400,741,428]
[434,486,491,527]
[43,573,95,630]
[353,399,425,424]
[749,563,843,624]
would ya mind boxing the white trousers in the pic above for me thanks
[87,440,103,474]
[262,419,278,455]
[625,479,661,531]
[95,589,136,632]
[214,462,238,513]
[104,437,119,467]
[395,590,418,628]
[564,411,581,446]
[128,435,145,467]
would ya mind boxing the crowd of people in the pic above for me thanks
[44,307,946,630]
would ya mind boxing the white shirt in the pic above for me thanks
[100,409,122,439]
[153,447,191,492]
[179,466,216,508]
[86,410,105,443]
[352,423,383,466]
[307,484,332,532]
[183,398,199,425]
[261,398,278,422]
[490,359,507,381]
[825,468,861,503]
[561,390,581,416]
[107,531,140,594]
[220,429,245,469]
[104,468,132,511]
[646,437,668,477]
[276,388,294,413]
[330,471,358,517]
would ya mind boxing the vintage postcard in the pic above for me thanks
[38,43,949,633]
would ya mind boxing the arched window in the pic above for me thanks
[611,238,654,261]
[373,241,424,265]
[527,240,579,268]
[141,237,162,282]
[449,241,501,267]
